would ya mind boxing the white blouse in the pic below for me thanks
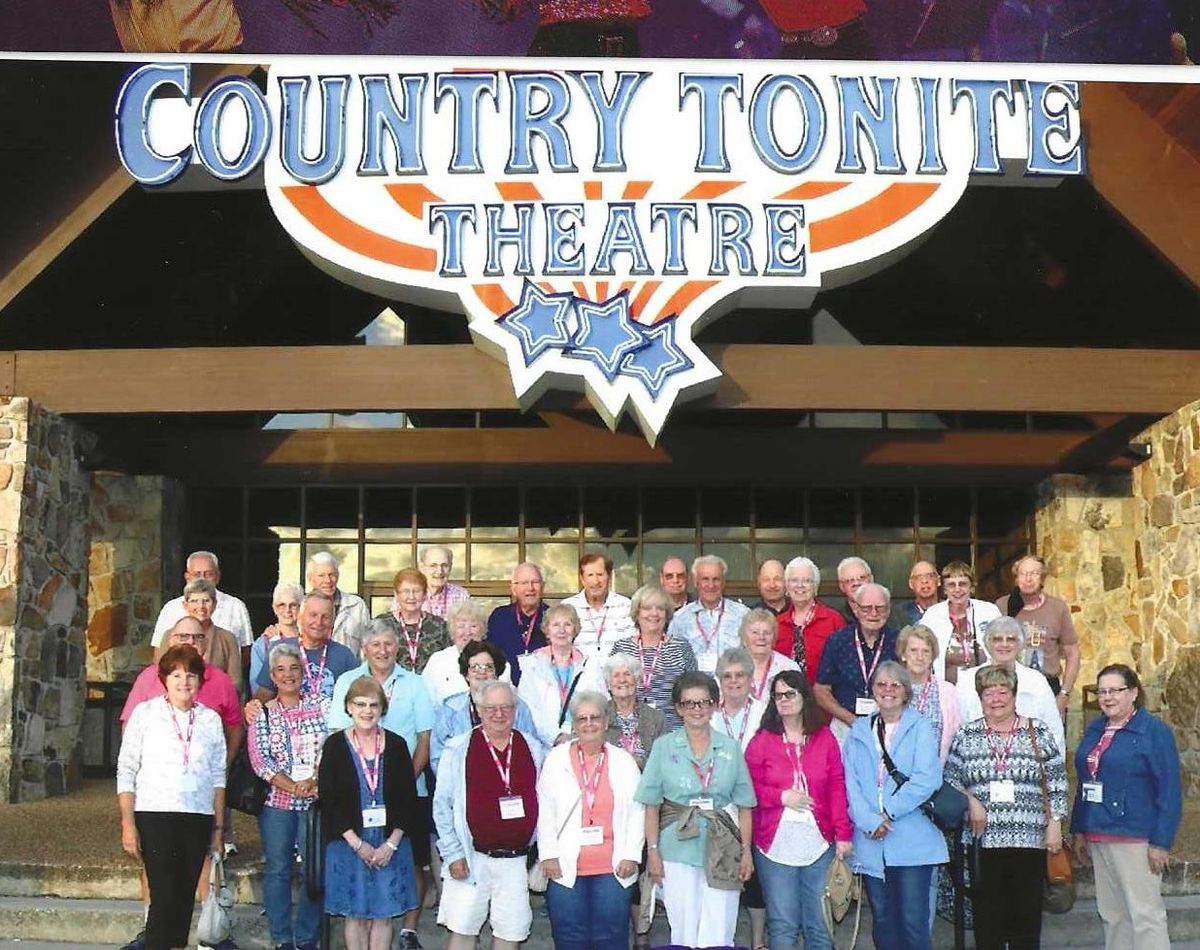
[117,697,227,814]
[421,645,511,704]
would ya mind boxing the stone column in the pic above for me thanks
[0,398,92,802]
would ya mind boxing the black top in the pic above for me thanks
[318,728,423,844]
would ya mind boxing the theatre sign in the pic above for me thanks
[116,60,1085,442]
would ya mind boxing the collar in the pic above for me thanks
[356,660,409,684]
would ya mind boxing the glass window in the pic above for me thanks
[701,542,752,583]
[641,542,698,586]
[469,543,520,582]
[643,487,696,540]
[754,542,806,573]
[364,487,413,539]
[416,487,466,539]
[977,487,1032,540]
[754,487,804,540]
[364,544,416,584]
[587,542,640,595]
[305,543,360,595]
[928,541,972,574]
[584,486,638,539]
[246,542,286,596]
[975,542,1028,601]
[187,488,243,539]
[524,542,580,594]
[701,487,751,540]
[859,543,918,595]
[809,488,855,541]
[471,486,520,539]
[276,541,304,588]
[247,488,301,540]
[245,595,272,635]
[806,544,855,598]
[920,488,971,540]
[524,486,580,538]
[305,488,359,539]
[861,487,915,539]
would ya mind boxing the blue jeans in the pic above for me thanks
[259,805,322,947]
[545,873,631,950]
[863,864,934,950]
[753,846,833,950]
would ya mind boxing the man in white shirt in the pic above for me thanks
[306,552,371,659]
[419,544,471,619]
[561,552,635,660]
[151,550,253,648]
[666,555,748,674]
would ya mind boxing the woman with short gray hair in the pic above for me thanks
[601,653,666,770]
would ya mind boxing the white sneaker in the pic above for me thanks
[223,841,238,858]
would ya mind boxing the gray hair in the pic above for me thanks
[837,556,872,580]
[303,590,335,610]
[182,578,217,600]
[716,646,754,676]
[853,582,892,606]
[784,555,821,588]
[871,660,913,704]
[446,598,489,630]
[692,554,728,579]
[569,689,609,721]
[420,544,454,566]
[272,582,304,604]
[472,678,518,707]
[984,615,1026,651]
[512,561,544,583]
[603,651,644,683]
[268,641,303,668]
[187,550,220,570]
[306,551,340,575]
[364,618,400,643]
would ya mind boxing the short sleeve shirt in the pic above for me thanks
[486,603,548,686]
[256,638,359,714]
[994,594,1078,678]
[814,625,899,714]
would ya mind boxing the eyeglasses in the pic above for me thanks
[174,633,208,643]
[943,579,971,589]
[678,698,714,710]
[842,574,870,586]
[274,602,301,610]
[480,703,515,715]
[857,604,889,614]
[773,688,799,702]
[574,714,605,724]
[467,663,496,673]
[1096,686,1131,698]
[788,578,815,588]
[910,572,938,582]
[990,635,1019,644]
[874,681,904,691]
[720,671,749,680]
[349,700,381,711]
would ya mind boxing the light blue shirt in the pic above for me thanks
[667,598,749,672]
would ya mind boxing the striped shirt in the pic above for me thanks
[609,634,698,732]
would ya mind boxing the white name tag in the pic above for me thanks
[781,806,816,825]
[855,697,878,716]
[499,795,526,820]
[291,764,314,782]
[697,653,718,673]
[179,771,199,794]
[579,824,605,846]
[689,797,714,811]
[1082,781,1104,803]
[362,806,387,828]
[990,780,1016,804]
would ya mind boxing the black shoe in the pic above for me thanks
[400,929,422,950]
[120,931,146,950]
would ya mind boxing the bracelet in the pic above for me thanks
[384,840,398,852]
[647,843,659,850]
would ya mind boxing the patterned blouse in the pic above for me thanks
[374,610,451,674]
[609,634,698,732]
[248,698,328,811]
[944,717,1068,850]
[908,679,942,752]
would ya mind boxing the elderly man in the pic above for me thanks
[666,555,749,674]
[835,556,873,621]
[249,592,358,717]
[118,616,244,950]
[151,551,253,650]
[658,556,693,610]
[419,545,471,619]
[306,552,372,659]
[814,583,899,740]
[562,552,636,659]
[434,680,544,950]
[750,558,788,615]
[329,620,436,949]
[995,555,1080,715]
[486,563,548,686]
[896,559,940,627]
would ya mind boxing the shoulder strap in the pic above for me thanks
[559,669,585,728]
[874,715,906,787]
[1027,719,1051,819]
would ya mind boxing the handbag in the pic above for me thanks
[1028,721,1076,914]
[226,744,269,816]
[196,852,234,946]
[528,794,580,893]
[822,854,862,950]
[875,717,968,832]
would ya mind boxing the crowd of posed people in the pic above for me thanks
[115,547,1183,950]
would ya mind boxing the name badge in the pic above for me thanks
[990,780,1016,804]
[579,824,605,846]
[697,653,718,673]
[179,771,199,794]
[291,764,314,782]
[855,697,878,717]
[1082,781,1104,803]
[781,806,816,825]
[499,795,526,820]
[689,797,714,811]
[362,806,387,828]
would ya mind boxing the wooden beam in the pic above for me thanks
[1083,82,1200,289]
[12,343,1200,416]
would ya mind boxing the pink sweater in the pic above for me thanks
[745,726,852,854]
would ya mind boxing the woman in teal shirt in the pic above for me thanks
[636,671,757,948]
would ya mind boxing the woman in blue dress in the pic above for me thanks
[319,676,421,950]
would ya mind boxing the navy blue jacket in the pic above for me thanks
[1070,707,1182,849]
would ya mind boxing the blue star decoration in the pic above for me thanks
[496,281,574,367]
[564,290,647,383]
[618,316,694,399]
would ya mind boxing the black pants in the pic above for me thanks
[528,21,640,57]
[972,847,1044,950]
[137,811,213,950]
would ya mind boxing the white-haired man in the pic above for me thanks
[666,555,749,674]
[151,550,253,650]
[306,551,371,659]
[419,545,471,619]
[835,556,873,622]
[486,563,548,686]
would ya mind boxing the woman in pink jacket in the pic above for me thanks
[897,624,961,763]
[745,670,852,950]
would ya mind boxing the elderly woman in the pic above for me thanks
[609,584,698,733]
[319,676,422,950]
[1072,664,1181,950]
[944,664,1066,949]
[775,557,844,681]
[166,578,242,689]
[636,671,757,949]
[431,640,539,771]
[897,624,960,763]
[920,561,1002,684]
[375,568,451,673]
[956,616,1064,760]
[537,690,646,950]
[745,670,852,950]
[843,661,947,950]
[740,609,800,704]
[422,599,494,704]
[518,603,605,749]
[248,642,326,950]
[602,652,667,770]
[249,582,304,689]
[117,645,227,950]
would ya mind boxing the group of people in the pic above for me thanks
[115,546,1183,950]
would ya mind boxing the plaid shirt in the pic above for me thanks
[248,698,327,811]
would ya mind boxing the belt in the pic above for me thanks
[478,847,530,859]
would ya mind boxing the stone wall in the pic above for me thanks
[0,398,92,802]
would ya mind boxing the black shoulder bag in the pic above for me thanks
[874,715,967,832]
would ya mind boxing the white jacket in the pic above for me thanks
[922,599,1003,680]
[535,740,645,889]
[517,649,607,749]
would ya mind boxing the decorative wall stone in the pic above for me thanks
[0,397,92,803]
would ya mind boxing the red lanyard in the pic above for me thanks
[637,636,662,694]
[984,720,1019,774]
[619,729,640,756]
[854,629,883,692]
[576,746,607,814]
[1086,712,1132,779]
[300,643,328,695]
[166,699,196,770]
[793,602,816,633]
[690,757,715,792]
[400,617,422,667]
[587,605,609,644]
[551,653,575,705]
[750,662,771,701]
[487,736,514,795]
[516,606,539,651]
[350,727,382,803]
[783,736,808,792]
[915,680,936,714]
[693,601,726,649]
[720,702,752,745]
